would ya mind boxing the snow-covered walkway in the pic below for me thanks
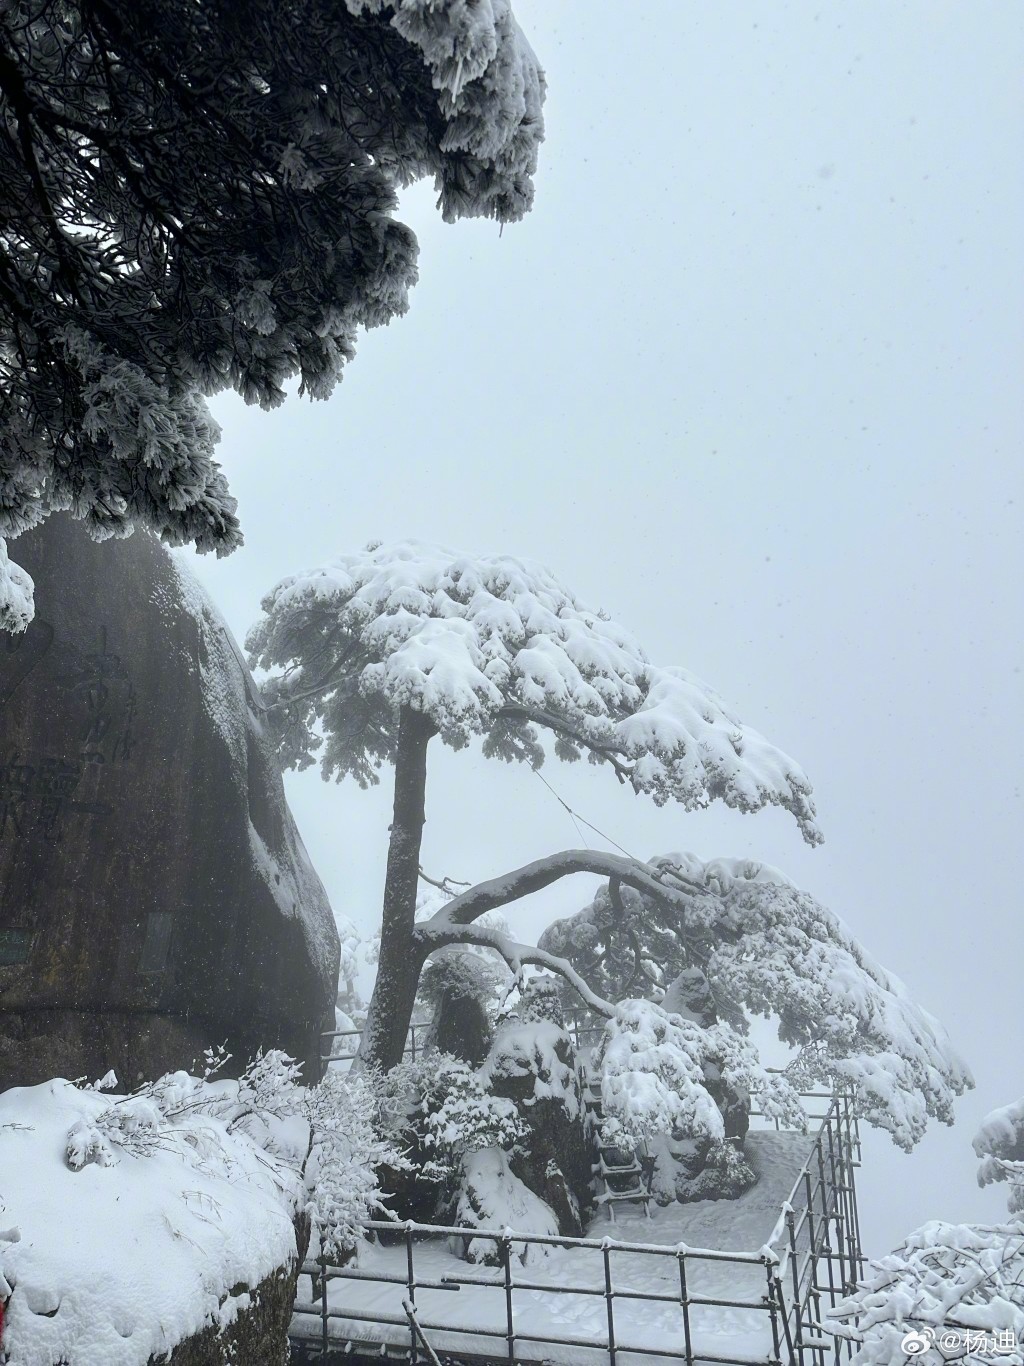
[291,1129,812,1365]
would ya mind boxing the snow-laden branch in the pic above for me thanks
[824,1217,1024,1365]
[496,702,635,781]
[974,1097,1024,1214]
[417,920,616,1019]
[541,852,974,1152]
[425,849,708,930]
[0,9,545,618]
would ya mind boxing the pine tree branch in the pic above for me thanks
[416,920,616,1019]
[496,703,635,782]
[425,849,707,930]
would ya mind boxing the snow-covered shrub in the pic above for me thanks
[516,974,566,1025]
[420,949,506,1016]
[824,1219,1024,1366]
[58,1049,406,1259]
[974,1098,1024,1215]
[419,947,508,1062]
[594,999,801,1151]
[413,1053,526,1197]
[336,911,366,1011]
[303,1069,410,1257]
[328,1006,361,1062]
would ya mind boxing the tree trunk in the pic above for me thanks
[357,706,434,1073]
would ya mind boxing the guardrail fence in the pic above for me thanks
[306,1023,864,1366]
[292,1219,790,1366]
[771,1093,864,1366]
[320,1020,433,1070]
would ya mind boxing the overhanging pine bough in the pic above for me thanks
[247,540,823,1073]
[540,853,973,1151]
[0,0,545,628]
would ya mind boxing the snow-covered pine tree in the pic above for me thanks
[824,1102,1024,1365]
[540,854,972,1151]
[975,1096,1024,1215]
[0,1,544,629]
[248,539,822,1073]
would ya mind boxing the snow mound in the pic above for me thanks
[0,1079,301,1366]
[456,1148,558,1265]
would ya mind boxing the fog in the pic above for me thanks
[189,1,1023,1255]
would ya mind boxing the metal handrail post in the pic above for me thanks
[405,1220,418,1365]
[824,1119,848,1295]
[765,1260,784,1366]
[787,1206,804,1363]
[501,1232,516,1366]
[602,1237,617,1366]
[804,1166,824,1355]
[318,1251,329,1361]
[815,1138,838,1308]
[840,1094,864,1286]
[677,1248,694,1366]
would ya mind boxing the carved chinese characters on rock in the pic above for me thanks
[0,624,135,844]
[65,625,137,768]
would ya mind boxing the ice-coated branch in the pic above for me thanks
[425,849,707,930]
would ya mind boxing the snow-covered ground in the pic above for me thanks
[292,1129,813,1365]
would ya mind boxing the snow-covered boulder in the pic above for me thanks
[0,517,339,1087]
[0,1079,307,1366]
[481,1017,595,1234]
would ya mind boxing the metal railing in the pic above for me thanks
[307,1024,864,1365]
[292,1218,790,1366]
[320,1020,432,1070]
[767,1094,864,1366]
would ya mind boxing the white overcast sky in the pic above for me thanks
[189,1,1024,1255]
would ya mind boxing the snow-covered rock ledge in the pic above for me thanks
[0,1058,400,1365]
[0,1078,301,1365]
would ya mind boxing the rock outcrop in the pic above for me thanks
[0,518,339,1088]
[152,1215,310,1366]
[482,1011,595,1235]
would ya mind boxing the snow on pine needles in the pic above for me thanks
[247,539,822,842]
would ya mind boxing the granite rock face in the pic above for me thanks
[0,518,339,1088]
